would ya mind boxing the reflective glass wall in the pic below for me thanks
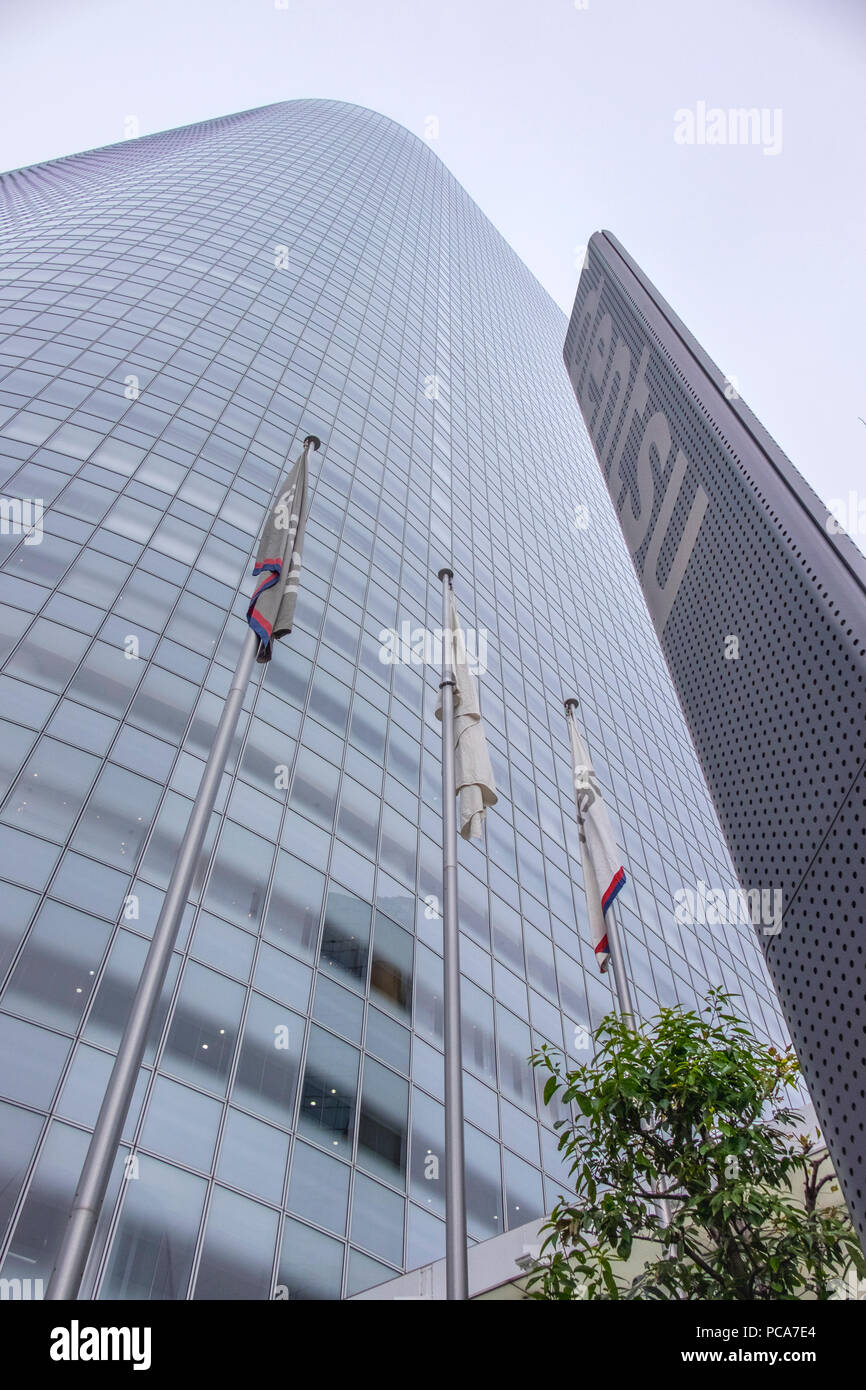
[0,100,788,1299]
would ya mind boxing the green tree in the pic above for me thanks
[528,989,865,1300]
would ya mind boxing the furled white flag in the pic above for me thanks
[567,712,626,973]
[246,436,318,663]
[436,587,497,839]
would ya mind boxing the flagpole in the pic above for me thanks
[564,698,635,1027]
[47,436,317,1301]
[564,698,673,1229]
[603,898,635,1031]
[47,629,258,1299]
[438,566,469,1301]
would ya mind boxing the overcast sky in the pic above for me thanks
[2,0,863,547]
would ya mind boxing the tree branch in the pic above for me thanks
[677,1234,728,1288]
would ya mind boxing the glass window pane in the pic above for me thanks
[0,825,60,891]
[193,1187,278,1301]
[298,1025,358,1157]
[0,1014,70,1108]
[313,974,363,1043]
[0,676,56,732]
[56,1042,146,1137]
[350,1171,404,1266]
[464,1071,499,1137]
[279,808,330,870]
[49,852,129,922]
[127,665,198,741]
[216,1108,289,1204]
[263,850,325,962]
[136,791,218,896]
[345,1247,397,1297]
[232,992,304,1126]
[495,1003,535,1110]
[336,775,380,859]
[225,781,281,843]
[407,1202,446,1272]
[139,1076,222,1171]
[189,912,255,981]
[1,738,100,843]
[414,943,443,1047]
[99,1156,206,1300]
[525,923,557,1000]
[288,747,339,828]
[83,929,179,1063]
[70,763,162,870]
[0,881,38,978]
[490,894,524,973]
[275,1216,343,1301]
[503,1148,545,1229]
[501,1096,540,1164]
[252,942,312,1013]
[0,1121,87,1287]
[364,1006,410,1074]
[61,549,130,607]
[287,1140,350,1235]
[3,899,110,1032]
[319,885,371,988]
[4,619,89,694]
[0,1101,43,1249]
[0,608,29,667]
[357,1057,408,1185]
[114,568,179,631]
[204,821,273,932]
[66,639,142,717]
[238,715,297,797]
[161,963,244,1095]
[370,911,413,1021]
[307,668,350,737]
[409,1088,445,1216]
[465,1122,503,1241]
[379,804,416,887]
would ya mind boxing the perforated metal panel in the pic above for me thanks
[565,231,866,1246]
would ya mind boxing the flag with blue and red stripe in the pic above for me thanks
[568,713,627,973]
[246,437,317,663]
[247,556,283,650]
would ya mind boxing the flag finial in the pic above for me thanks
[303,434,321,451]
[437,566,454,582]
[564,697,580,713]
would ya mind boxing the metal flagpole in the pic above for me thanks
[47,629,258,1299]
[563,698,672,1229]
[438,566,469,1301]
[564,698,634,1026]
[47,436,315,1301]
[603,902,635,1031]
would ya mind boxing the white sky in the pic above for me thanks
[2,0,864,546]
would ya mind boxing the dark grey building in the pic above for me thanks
[0,105,787,1300]
[565,229,866,1247]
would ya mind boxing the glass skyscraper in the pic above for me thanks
[0,99,788,1300]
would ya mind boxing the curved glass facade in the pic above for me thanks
[0,99,787,1299]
